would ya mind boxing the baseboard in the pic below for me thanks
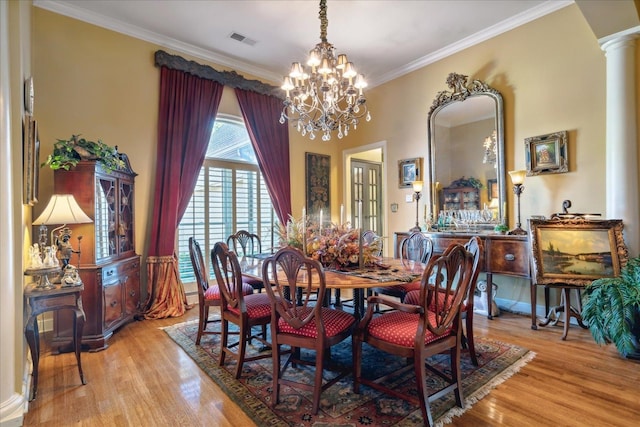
[0,359,29,427]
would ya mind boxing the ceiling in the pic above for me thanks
[34,0,574,88]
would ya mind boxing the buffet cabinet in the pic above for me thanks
[51,158,140,352]
[394,231,530,319]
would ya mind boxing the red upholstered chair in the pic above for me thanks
[188,237,254,345]
[404,236,483,365]
[353,243,475,426]
[262,247,356,415]
[227,230,265,292]
[211,242,272,379]
[372,232,434,304]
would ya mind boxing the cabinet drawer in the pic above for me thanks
[488,240,529,276]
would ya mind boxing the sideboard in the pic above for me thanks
[393,231,530,319]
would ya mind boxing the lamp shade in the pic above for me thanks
[412,180,424,192]
[33,194,92,225]
[508,170,527,186]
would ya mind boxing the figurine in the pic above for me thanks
[29,243,43,269]
[62,264,82,287]
[56,227,79,269]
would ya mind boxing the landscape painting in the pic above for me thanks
[529,218,627,286]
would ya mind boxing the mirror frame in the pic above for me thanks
[427,73,506,225]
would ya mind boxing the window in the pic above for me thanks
[176,117,278,283]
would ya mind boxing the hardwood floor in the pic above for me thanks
[23,305,640,426]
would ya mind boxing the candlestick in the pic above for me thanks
[302,207,307,255]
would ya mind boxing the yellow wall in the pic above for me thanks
[31,5,639,308]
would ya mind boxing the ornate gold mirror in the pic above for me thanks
[427,73,506,228]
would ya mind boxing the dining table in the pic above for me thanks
[239,255,427,320]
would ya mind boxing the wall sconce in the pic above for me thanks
[409,180,423,232]
[507,170,527,235]
[29,194,93,288]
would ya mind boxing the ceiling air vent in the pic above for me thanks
[229,32,257,46]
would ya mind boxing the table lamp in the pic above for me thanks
[507,170,527,235]
[409,180,423,232]
[31,194,93,287]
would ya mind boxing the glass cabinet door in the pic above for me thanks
[119,181,134,253]
[95,177,117,260]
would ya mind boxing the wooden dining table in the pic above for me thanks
[239,256,426,320]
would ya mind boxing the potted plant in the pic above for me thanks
[582,256,640,359]
[43,134,124,172]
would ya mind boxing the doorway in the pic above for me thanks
[351,159,382,234]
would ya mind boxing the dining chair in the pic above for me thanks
[189,237,253,345]
[404,236,483,365]
[227,230,265,293]
[211,241,272,379]
[371,232,434,304]
[353,243,475,426]
[261,246,356,415]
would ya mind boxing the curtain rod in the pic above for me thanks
[154,50,283,99]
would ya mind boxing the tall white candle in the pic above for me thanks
[302,207,306,254]
[340,204,344,225]
[358,200,363,230]
[319,209,323,234]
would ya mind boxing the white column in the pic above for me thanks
[0,1,23,425]
[602,34,639,256]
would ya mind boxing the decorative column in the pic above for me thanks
[602,33,639,256]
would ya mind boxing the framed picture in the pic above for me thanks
[22,114,39,206]
[529,218,628,286]
[398,157,423,188]
[525,130,568,176]
[487,178,498,200]
[305,152,330,218]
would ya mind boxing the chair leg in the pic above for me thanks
[414,351,434,426]
[466,311,478,366]
[196,303,207,345]
[271,342,281,407]
[312,347,325,414]
[235,323,248,379]
[451,345,464,408]
[219,319,229,367]
[352,334,361,394]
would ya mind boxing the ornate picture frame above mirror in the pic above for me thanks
[427,73,506,226]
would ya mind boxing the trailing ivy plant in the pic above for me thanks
[582,256,640,358]
[43,134,124,172]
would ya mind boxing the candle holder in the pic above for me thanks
[507,170,527,235]
[409,180,423,232]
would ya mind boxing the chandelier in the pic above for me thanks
[483,130,497,167]
[279,0,371,141]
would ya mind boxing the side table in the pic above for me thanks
[24,283,87,401]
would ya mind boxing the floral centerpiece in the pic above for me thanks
[276,215,382,270]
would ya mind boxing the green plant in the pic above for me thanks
[582,256,640,358]
[43,134,124,172]
[450,176,483,189]
[494,223,508,233]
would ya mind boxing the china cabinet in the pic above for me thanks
[50,157,140,352]
[442,186,480,211]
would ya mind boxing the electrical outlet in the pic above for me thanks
[405,194,413,203]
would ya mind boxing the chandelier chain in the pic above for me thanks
[319,0,327,43]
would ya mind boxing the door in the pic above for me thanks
[351,159,382,234]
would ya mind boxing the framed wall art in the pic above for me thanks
[398,157,423,188]
[23,114,39,206]
[525,130,568,176]
[487,178,498,200]
[529,217,628,286]
[305,152,330,218]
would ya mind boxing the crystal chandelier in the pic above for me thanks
[279,0,371,141]
[483,130,497,167]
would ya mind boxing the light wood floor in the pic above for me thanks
[23,304,640,426]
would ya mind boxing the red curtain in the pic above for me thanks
[144,67,224,319]
[234,88,292,224]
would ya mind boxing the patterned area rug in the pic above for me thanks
[164,319,535,426]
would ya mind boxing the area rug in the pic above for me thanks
[164,319,535,426]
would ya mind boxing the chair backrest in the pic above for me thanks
[226,230,261,257]
[400,232,434,264]
[211,241,247,312]
[262,246,326,331]
[415,244,474,337]
[362,230,383,256]
[440,236,482,304]
[189,237,210,303]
